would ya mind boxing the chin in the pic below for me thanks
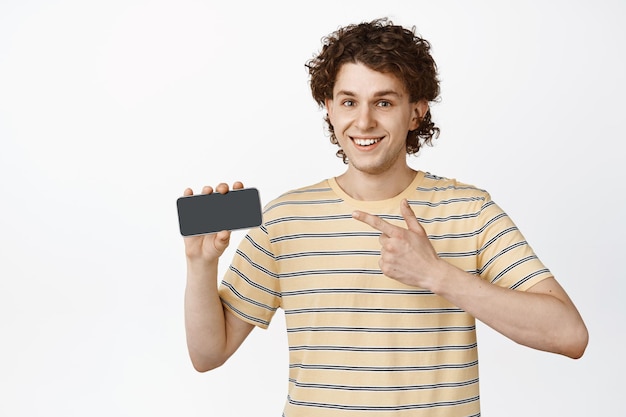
[348,161,391,176]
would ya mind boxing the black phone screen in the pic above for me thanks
[176,188,262,236]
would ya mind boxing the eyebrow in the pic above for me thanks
[335,89,403,98]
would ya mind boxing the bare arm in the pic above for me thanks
[431,267,587,358]
[353,199,588,359]
[183,182,254,372]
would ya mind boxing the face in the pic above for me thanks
[325,63,426,177]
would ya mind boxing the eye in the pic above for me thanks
[342,100,355,107]
[377,100,392,107]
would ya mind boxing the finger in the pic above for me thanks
[216,230,231,241]
[215,183,229,194]
[183,188,193,197]
[214,230,232,251]
[201,185,214,195]
[400,199,425,234]
[233,181,244,190]
[352,210,396,236]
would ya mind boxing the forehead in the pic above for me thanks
[333,62,408,97]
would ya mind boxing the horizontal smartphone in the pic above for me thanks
[177,188,262,236]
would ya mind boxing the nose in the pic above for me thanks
[355,105,375,131]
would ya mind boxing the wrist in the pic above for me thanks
[186,257,219,279]
[428,259,460,296]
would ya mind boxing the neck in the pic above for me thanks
[336,164,417,201]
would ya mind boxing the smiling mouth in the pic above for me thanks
[352,137,382,147]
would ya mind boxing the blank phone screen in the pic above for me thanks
[176,188,262,236]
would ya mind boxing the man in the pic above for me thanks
[183,18,588,416]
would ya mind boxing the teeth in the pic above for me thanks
[354,138,381,146]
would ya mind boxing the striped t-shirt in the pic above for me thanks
[219,171,552,417]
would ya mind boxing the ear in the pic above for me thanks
[410,100,429,130]
[325,97,334,119]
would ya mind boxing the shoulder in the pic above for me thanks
[261,179,342,220]
[417,172,492,203]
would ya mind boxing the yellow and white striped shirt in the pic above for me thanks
[219,171,551,417]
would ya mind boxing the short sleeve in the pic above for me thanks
[218,225,281,329]
[475,194,552,291]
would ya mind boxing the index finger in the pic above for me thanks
[352,210,396,236]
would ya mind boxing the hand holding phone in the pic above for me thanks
[179,182,262,263]
[177,184,262,237]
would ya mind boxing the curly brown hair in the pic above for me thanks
[306,18,440,163]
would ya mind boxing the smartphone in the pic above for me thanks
[177,188,263,236]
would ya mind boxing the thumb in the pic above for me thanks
[213,230,232,252]
[400,199,426,235]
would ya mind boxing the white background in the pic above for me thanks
[1,0,624,415]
